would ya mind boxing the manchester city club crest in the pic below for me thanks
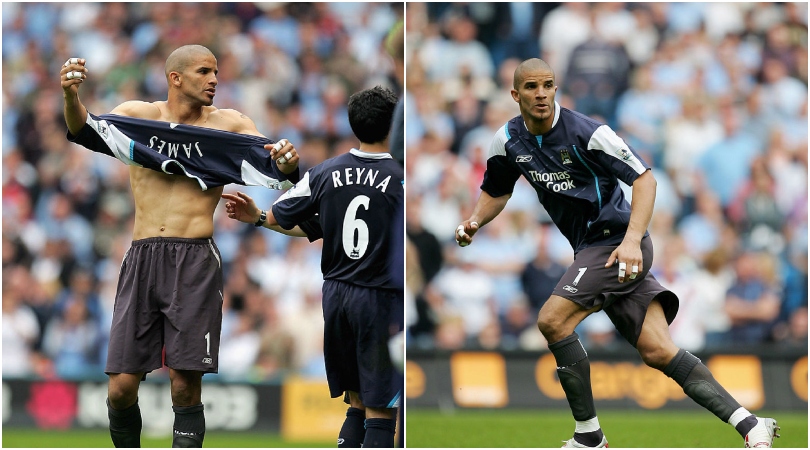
[616,148,633,161]
[560,147,573,164]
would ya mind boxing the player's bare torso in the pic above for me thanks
[111,101,262,240]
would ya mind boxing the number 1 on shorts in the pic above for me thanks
[205,332,210,356]
[573,267,587,286]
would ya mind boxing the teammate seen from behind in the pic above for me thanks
[223,86,404,448]
[61,45,299,448]
[455,58,780,448]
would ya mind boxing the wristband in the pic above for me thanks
[254,210,267,227]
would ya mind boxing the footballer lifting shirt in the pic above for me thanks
[67,112,299,190]
[481,101,650,254]
[272,149,404,290]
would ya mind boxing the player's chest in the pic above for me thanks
[506,136,600,194]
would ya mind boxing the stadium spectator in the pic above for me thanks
[41,296,104,380]
[724,251,783,344]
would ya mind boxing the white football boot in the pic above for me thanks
[562,435,609,448]
[744,417,780,448]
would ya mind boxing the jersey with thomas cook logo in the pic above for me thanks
[481,101,650,254]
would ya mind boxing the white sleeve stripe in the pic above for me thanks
[487,125,509,159]
[241,160,294,190]
[587,125,646,174]
[273,171,311,205]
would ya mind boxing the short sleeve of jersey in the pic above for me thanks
[480,124,521,197]
[297,215,323,242]
[271,170,318,230]
[587,125,650,186]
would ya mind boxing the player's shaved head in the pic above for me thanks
[513,58,555,89]
[165,45,215,79]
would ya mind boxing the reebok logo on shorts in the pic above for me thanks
[202,357,212,364]
[562,285,578,293]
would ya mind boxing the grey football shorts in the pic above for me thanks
[551,235,679,347]
[105,237,223,375]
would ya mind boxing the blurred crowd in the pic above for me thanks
[405,2,808,353]
[2,2,402,381]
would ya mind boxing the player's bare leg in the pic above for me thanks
[642,298,780,447]
[169,369,205,448]
[537,296,607,448]
[339,391,367,448]
[107,372,144,448]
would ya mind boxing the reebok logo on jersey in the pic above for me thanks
[562,285,578,293]
[516,155,533,163]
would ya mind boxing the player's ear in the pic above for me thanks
[510,89,520,103]
[169,71,182,87]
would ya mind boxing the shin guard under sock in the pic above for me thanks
[108,398,142,448]
[664,349,756,437]
[363,418,396,448]
[549,332,597,422]
[172,404,205,448]
[338,407,366,447]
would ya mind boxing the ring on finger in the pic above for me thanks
[285,151,293,161]
[64,57,79,67]
[618,262,626,278]
[66,71,83,80]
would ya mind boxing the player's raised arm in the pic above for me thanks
[60,57,89,135]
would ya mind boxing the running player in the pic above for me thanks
[61,45,299,448]
[222,85,403,448]
[454,58,780,448]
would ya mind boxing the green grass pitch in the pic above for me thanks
[405,409,808,448]
[1,430,332,448]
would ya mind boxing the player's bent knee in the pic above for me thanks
[638,344,675,370]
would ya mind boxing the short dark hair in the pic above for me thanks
[347,86,398,144]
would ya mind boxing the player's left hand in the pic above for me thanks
[605,239,643,283]
[221,191,261,224]
[266,139,299,174]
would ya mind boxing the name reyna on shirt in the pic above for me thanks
[331,167,395,193]
[148,136,203,159]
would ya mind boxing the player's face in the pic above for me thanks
[182,55,219,106]
[511,70,557,128]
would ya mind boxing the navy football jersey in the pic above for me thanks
[272,149,404,289]
[67,112,299,190]
[482,101,650,253]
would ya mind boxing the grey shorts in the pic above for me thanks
[105,237,223,375]
[551,235,679,347]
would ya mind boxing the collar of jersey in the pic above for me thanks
[350,148,393,159]
[521,101,561,136]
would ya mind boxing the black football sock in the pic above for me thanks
[362,418,396,448]
[107,397,142,448]
[548,332,600,446]
[172,404,205,448]
[664,349,757,437]
[338,407,366,447]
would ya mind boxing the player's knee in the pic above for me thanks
[536,309,563,341]
[108,382,137,409]
[638,344,674,370]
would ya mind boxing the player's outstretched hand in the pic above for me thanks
[60,57,88,94]
[222,191,261,224]
[266,139,299,174]
[455,220,480,247]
